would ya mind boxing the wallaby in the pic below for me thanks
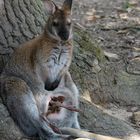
[0,0,80,140]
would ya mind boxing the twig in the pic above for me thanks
[103,51,119,60]
[100,25,140,31]
[50,101,81,113]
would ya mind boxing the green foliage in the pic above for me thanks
[74,26,105,62]
[123,0,132,10]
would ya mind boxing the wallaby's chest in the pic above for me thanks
[43,45,71,90]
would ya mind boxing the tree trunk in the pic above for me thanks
[0,0,138,140]
[0,0,46,73]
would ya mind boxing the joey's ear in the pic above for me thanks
[58,72,73,89]
[62,0,73,14]
[43,0,57,15]
[57,76,65,88]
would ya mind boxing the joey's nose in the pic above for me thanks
[58,32,69,41]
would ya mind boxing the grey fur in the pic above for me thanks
[0,0,80,140]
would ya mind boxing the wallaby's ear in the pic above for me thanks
[43,0,57,15]
[62,0,73,14]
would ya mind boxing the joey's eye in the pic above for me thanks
[53,21,59,26]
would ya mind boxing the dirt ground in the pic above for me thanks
[71,0,140,72]
[69,0,140,133]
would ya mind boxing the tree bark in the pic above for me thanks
[0,0,45,72]
[0,0,139,140]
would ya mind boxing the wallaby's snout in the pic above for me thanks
[58,22,71,41]
[58,31,69,41]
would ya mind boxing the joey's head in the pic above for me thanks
[43,0,73,41]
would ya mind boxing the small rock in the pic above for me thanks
[131,111,140,127]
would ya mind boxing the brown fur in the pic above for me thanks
[0,1,80,140]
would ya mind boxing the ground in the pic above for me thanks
[70,0,140,133]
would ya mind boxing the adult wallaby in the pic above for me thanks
[0,0,80,140]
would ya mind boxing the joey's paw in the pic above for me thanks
[46,96,65,116]
[51,96,65,103]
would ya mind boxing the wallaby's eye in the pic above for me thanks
[53,21,59,27]
[66,19,71,26]
[67,22,71,26]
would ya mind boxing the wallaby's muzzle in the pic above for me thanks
[58,31,69,41]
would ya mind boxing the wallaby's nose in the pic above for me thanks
[58,31,69,41]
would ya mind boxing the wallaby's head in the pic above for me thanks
[43,0,73,41]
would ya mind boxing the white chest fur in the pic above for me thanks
[46,45,71,83]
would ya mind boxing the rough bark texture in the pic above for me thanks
[0,0,139,140]
[0,0,45,73]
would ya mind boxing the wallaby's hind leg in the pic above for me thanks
[1,77,64,140]
[1,77,39,136]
